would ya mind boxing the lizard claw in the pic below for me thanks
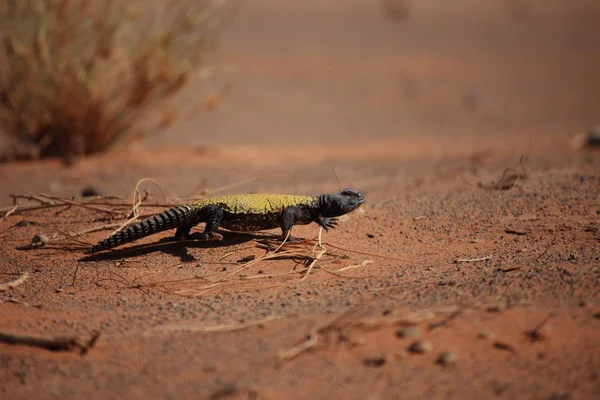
[190,232,224,242]
[318,217,339,231]
[283,235,304,244]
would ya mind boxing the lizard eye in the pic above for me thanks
[341,189,362,198]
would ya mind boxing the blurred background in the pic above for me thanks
[0,0,599,196]
[150,0,600,148]
[2,0,600,159]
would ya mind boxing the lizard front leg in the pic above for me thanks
[280,206,311,243]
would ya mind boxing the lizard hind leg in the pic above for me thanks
[180,204,224,242]
[175,225,193,241]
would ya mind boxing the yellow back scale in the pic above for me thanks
[189,194,316,215]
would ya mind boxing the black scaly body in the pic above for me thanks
[87,189,364,253]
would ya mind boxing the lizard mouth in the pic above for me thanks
[352,196,365,208]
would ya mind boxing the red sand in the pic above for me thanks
[1,1,599,399]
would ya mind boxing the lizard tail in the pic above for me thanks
[87,205,194,254]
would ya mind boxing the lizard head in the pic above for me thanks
[318,189,365,217]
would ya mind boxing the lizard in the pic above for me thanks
[87,189,364,253]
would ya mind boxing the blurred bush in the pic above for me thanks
[0,0,235,161]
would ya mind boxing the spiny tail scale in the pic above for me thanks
[87,205,194,254]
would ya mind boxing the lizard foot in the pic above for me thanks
[192,232,224,242]
[317,217,339,231]
[279,235,304,244]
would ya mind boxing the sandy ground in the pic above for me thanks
[1,1,599,399]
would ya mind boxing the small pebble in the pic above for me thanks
[525,270,538,279]
[479,331,495,340]
[548,392,572,400]
[493,341,516,353]
[362,356,387,367]
[437,351,457,367]
[237,255,255,263]
[570,126,600,150]
[16,220,38,227]
[486,303,506,313]
[31,234,49,247]
[408,340,432,354]
[395,326,421,339]
[366,233,375,239]
[203,364,217,373]
[527,325,552,342]
[81,187,101,197]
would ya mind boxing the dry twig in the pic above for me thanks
[525,313,554,342]
[478,155,529,191]
[39,194,121,216]
[0,272,29,292]
[335,259,373,273]
[0,298,41,308]
[279,306,459,360]
[454,255,492,264]
[299,228,326,281]
[0,205,18,222]
[0,330,100,354]
[536,231,558,262]
[153,315,284,333]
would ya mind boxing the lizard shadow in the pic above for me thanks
[79,231,263,263]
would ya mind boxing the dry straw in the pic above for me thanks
[0,0,238,159]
